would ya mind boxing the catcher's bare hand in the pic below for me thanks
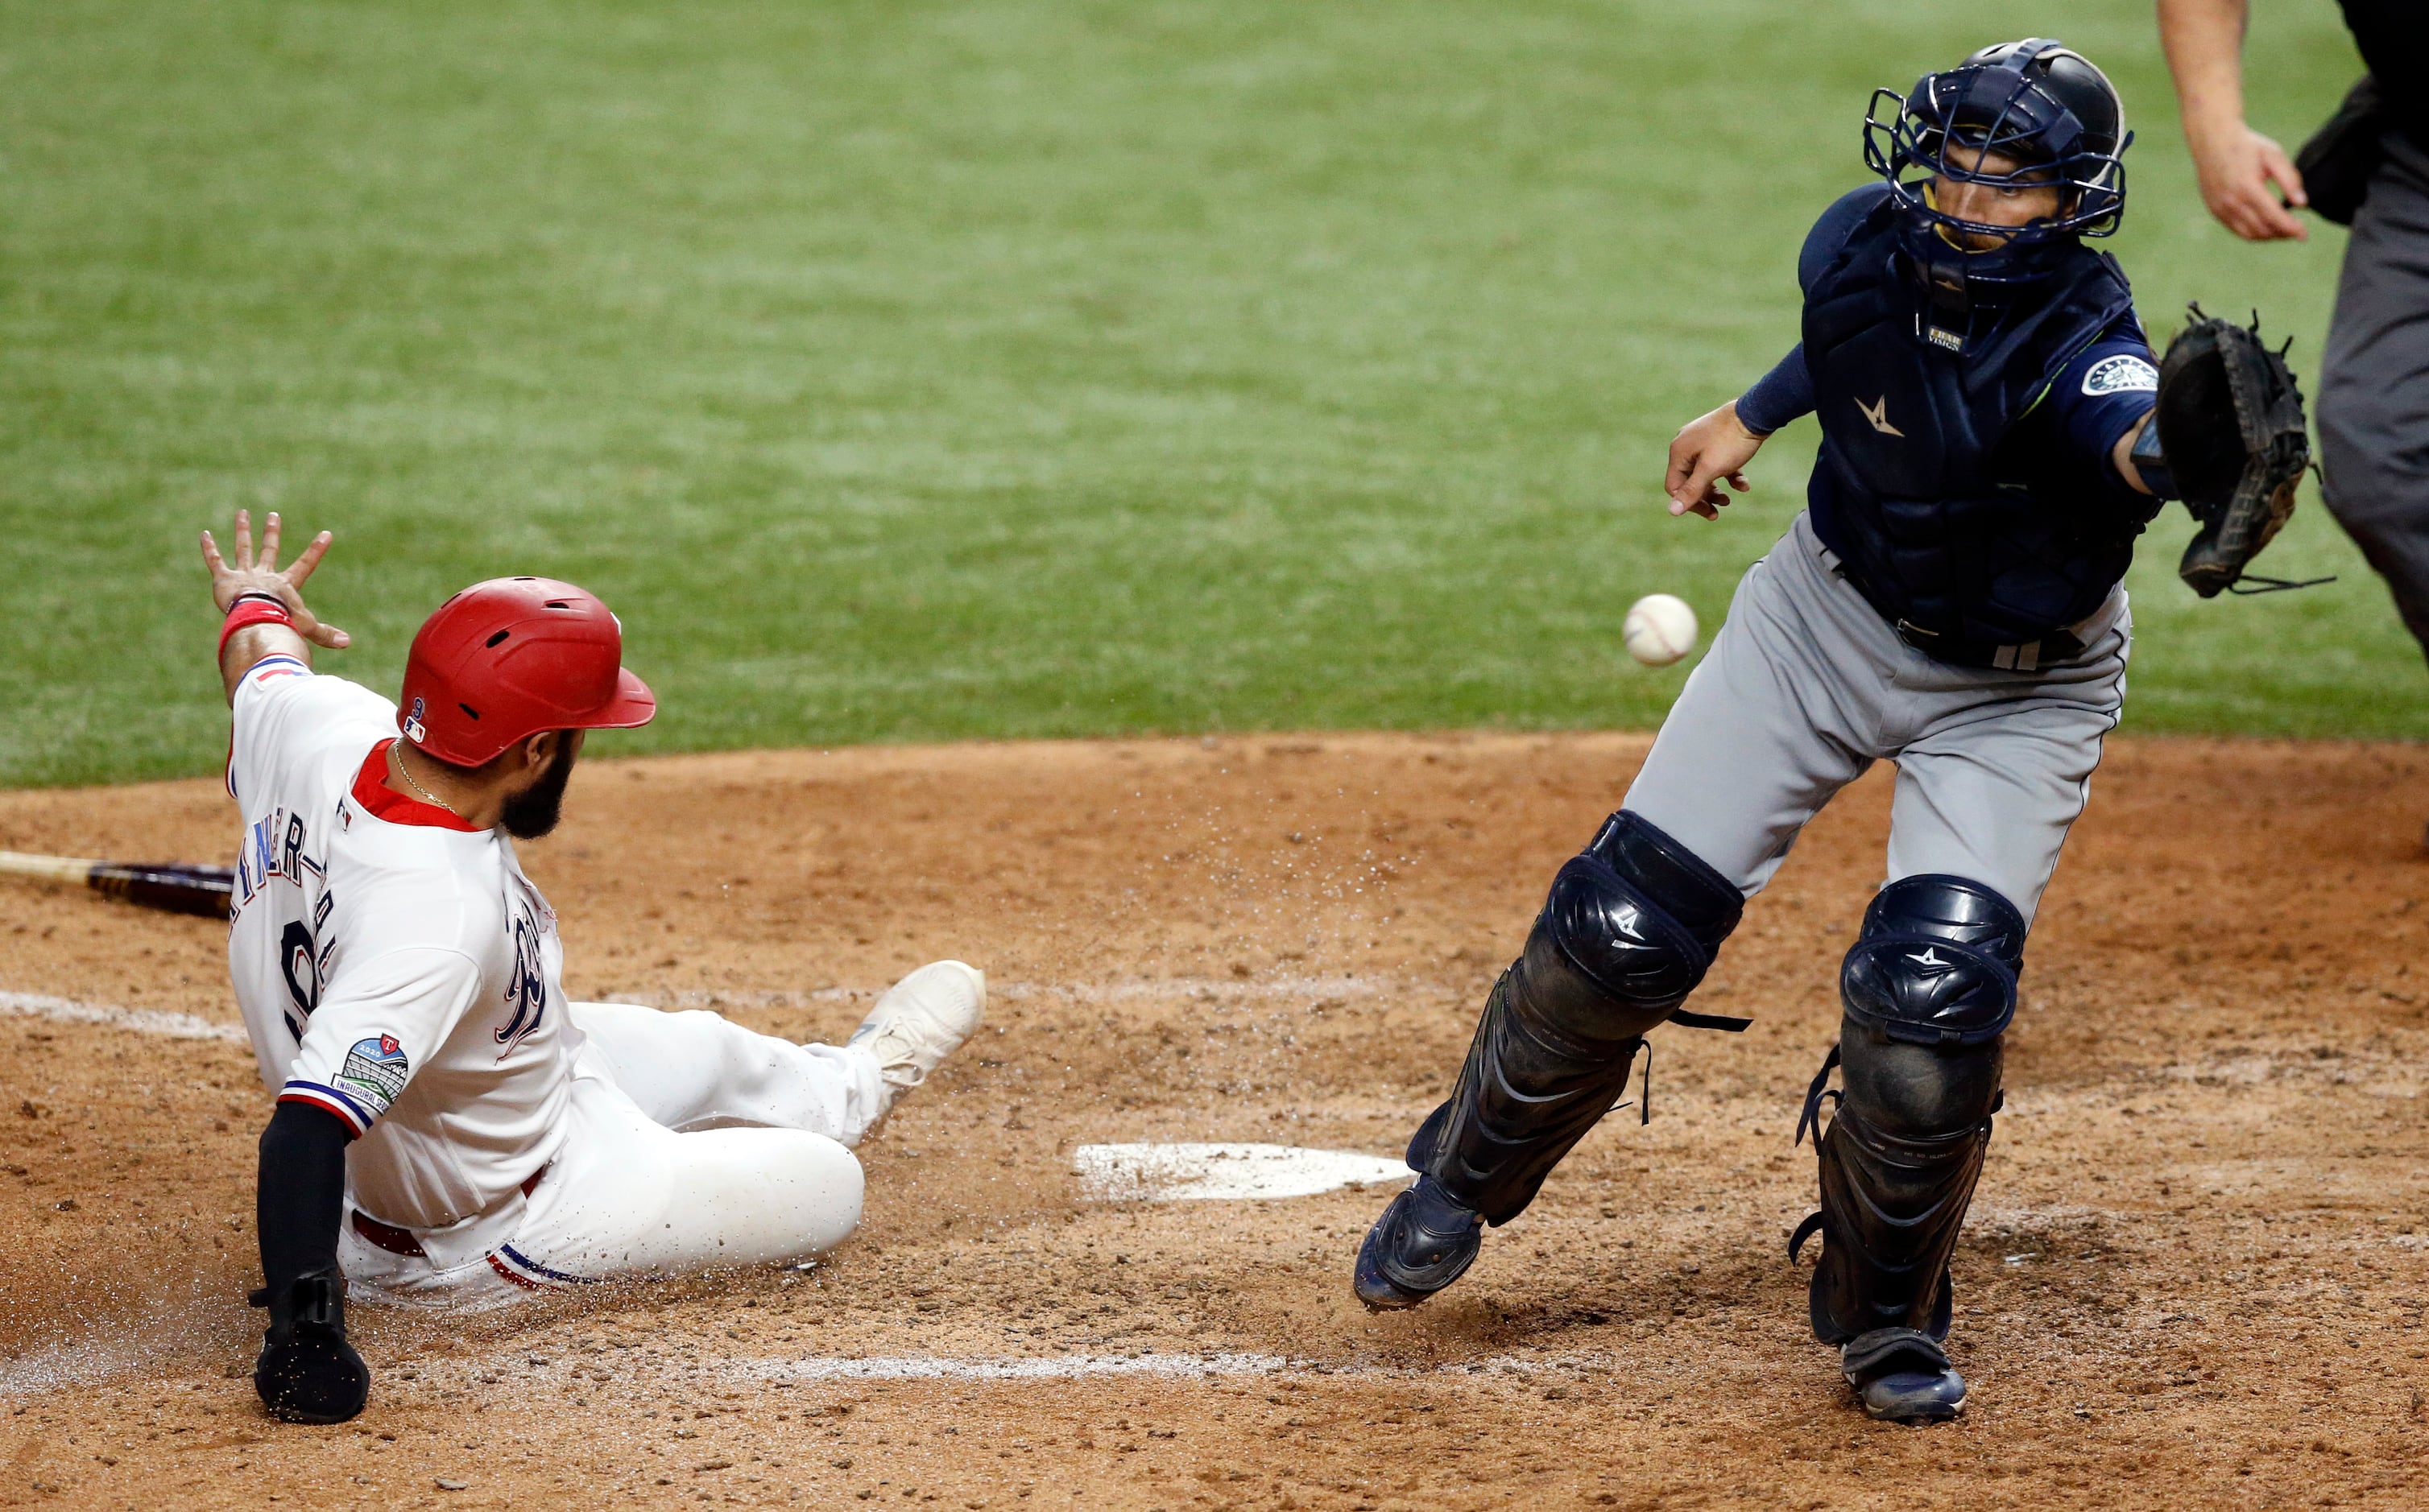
[1666,402,1764,520]
[200,509,350,650]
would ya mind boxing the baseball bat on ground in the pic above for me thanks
[0,851,234,919]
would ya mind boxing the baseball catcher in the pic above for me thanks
[202,511,986,1424]
[1351,39,2308,1423]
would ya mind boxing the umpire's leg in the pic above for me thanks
[2319,132,2429,667]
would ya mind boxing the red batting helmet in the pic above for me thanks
[397,577,656,766]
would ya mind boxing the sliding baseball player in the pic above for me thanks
[203,510,986,1423]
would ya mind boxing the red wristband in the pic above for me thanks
[219,593,294,657]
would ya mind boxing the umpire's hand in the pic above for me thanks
[2157,0,2309,242]
[1666,401,1766,520]
[253,1269,370,1424]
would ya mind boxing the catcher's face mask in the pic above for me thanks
[1866,37,2130,248]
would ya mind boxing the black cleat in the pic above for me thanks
[1353,1175,1483,1310]
[1839,1327,1967,1423]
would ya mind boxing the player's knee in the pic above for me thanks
[1523,809,1744,1035]
[1835,874,2023,1136]
[742,1132,865,1261]
[779,1134,865,1254]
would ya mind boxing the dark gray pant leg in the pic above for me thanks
[2319,132,2429,665]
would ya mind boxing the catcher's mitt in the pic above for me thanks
[2154,306,2319,597]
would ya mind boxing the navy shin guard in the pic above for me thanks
[1418,811,1740,1225]
[1796,874,2023,1345]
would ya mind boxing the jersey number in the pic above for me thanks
[494,911,548,1052]
[279,919,320,1043]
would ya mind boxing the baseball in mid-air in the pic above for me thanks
[1623,593,1699,667]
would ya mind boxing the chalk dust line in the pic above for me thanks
[0,975,1401,1050]
[725,1349,1608,1385]
[0,989,246,1043]
[612,973,1401,1013]
[466,1348,1620,1393]
[737,1351,1297,1384]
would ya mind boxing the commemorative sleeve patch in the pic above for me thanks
[2082,353,2158,396]
[333,1033,412,1115]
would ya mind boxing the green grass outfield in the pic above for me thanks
[0,0,2402,788]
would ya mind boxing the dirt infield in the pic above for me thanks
[2,731,2427,1510]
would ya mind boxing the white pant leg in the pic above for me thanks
[345,1069,865,1306]
[514,1072,863,1283]
[569,1000,888,1147]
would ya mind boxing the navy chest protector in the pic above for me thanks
[1802,202,2150,647]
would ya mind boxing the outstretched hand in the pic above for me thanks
[1665,402,1765,520]
[200,509,350,650]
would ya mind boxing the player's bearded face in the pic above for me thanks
[500,734,581,840]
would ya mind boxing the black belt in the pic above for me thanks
[1810,539,2095,673]
[1893,619,2085,672]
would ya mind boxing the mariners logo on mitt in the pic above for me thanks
[2152,306,2322,598]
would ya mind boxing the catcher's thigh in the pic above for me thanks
[1623,516,1882,895]
[343,1072,864,1304]
[570,999,888,1147]
[1881,604,2127,928]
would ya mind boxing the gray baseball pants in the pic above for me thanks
[2319,129,2429,667]
[1622,512,2129,927]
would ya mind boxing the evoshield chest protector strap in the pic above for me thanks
[1797,874,2023,1345]
[1415,811,1743,1225]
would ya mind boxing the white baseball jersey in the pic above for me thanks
[226,656,579,1236]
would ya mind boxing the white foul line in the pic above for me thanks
[734,1351,1297,1385]
[0,990,247,1044]
[497,1348,1618,1393]
[0,975,1404,1051]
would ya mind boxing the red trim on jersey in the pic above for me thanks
[485,1253,547,1291]
[278,1084,371,1138]
[350,739,482,832]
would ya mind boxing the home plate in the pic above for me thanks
[1073,1142,1413,1201]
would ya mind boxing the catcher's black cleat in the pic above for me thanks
[1353,1175,1483,1310]
[1839,1328,1968,1424]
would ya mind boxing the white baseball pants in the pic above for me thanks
[338,1002,887,1308]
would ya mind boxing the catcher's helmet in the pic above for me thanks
[1864,38,2130,244]
[397,577,656,766]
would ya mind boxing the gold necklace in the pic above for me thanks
[391,745,466,819]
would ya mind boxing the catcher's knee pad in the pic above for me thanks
[1798,874,2024,1345]
[1837,873,2021,1132]
[1417,810,1741,1225]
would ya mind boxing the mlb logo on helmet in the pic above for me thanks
[403,696,428,744]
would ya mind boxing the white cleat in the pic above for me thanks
[849,960,986,1094]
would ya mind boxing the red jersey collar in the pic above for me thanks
[351,739,483,832]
